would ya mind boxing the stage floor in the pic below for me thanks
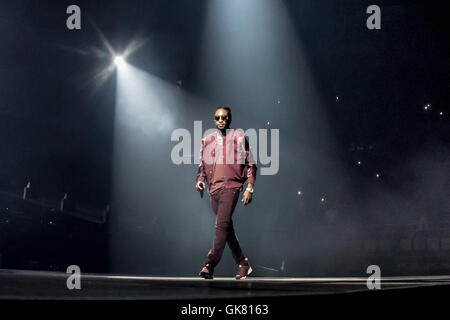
[0,269,450,300]
[1,269,450,299]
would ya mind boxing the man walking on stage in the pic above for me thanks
[195,106,257,280]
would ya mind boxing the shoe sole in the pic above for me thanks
[236,266,252,280]
[199,272,214,279]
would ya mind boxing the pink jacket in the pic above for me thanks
[196,129,257,194]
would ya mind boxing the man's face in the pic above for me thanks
[214,108,230,130]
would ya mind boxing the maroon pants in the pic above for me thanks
[205,187,246,268]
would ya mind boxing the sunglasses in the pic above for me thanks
[214,115,229,121]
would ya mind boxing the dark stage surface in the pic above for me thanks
[2,269,450,300]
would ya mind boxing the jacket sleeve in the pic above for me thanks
[244,136,257,184]
[196,138,207,183]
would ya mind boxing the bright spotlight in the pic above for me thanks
[114,56,125,67]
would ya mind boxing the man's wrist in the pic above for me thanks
[246,184,254,193]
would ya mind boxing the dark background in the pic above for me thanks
[0,0,448,276]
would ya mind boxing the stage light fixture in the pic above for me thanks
[114,55,125,67]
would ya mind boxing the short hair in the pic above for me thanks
[215,106,232,122]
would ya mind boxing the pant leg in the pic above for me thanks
[227,218,246,264]
[205,188,243,267]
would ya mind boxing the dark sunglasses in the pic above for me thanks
[215,115,229,121]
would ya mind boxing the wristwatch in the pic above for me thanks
[245,186,254,193]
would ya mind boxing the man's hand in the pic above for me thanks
[241,190,253,206]
[196,181,205,191]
